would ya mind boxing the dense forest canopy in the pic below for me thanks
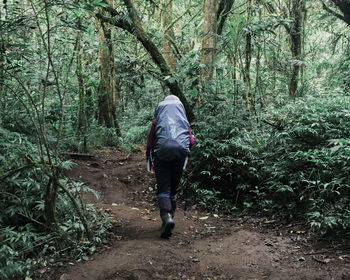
[0,0,349,278]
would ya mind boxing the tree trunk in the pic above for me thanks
[217,0,235,35]
[162,0,176,71]
[44,177,58,228]
[76,31,86,132]
[75,30,89,152]
[300,0,306,84]
[0,0,7,125]
[288,0,304,97]
[245,0,254,111]
[0,40,4,122]
[256,44,263,107]
[256,0,264,107]
[201,0,218,82]
[96,7,122,136]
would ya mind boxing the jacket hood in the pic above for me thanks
[164,95,180,102]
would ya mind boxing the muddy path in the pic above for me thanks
[52,148,350,280]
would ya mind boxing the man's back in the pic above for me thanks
[154,95,190,161]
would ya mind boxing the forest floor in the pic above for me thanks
[50,148,350,280]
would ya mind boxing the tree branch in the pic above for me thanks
[164,34,181,57]
[164,3,193,34]
[262,119,283,131]
[331,0,350,25]
[58,181,91,240]
[322,1,347,23]
[0,164,34,182]
[217,0,235,35]
[98,2,195,122]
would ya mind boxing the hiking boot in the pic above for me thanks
[160,213,175,238]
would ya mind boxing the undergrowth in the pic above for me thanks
[184,90,350,232]
[0,128,112,279]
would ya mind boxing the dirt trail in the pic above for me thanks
[53,148,350,280]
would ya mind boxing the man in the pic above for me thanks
[146,95,195,238]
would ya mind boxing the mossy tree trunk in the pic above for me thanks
[162,0,176,71]
[200,0,218,82]
[0,0,7,125]
[76,30,88,152]
[286,0,305,97]
[44,177,59,229]
[0,40,4,124]
[244,0,254,111]
[96,4,122,136]
[217,0,235,36]
[76,31,86,132]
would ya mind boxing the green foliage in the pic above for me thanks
[0,128,111,279]
[184,98,259,212]
[59,119,124,153]
[186,90,350,231]
[120,108,154,151]
[257,92,350,229]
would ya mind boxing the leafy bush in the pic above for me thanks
[186,91,350,231]
[257,92,350,229]
[183,99,260,213]
[58,119,123,153]
[0,128,112,279]
[120,108,154,151]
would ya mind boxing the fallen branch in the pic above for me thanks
[305,250,333,256]
[65,152,95,159]
[312,255,330,264]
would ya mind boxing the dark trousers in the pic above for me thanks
[154,156,185,217]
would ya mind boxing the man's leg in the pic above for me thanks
[170,158,185,217]
[154,157,171,216]
[170,195,177,218]
[154,157,175,238]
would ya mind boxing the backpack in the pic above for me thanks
[154,95,190,162]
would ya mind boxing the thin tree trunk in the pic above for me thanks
[0,40,4,122]
[0,0,7,124]
[300,0,306,84]
[288,0,304,97]
[30,0,59,228]
[233,19,241,100]
[256,0,264,108]
[200,0,218,82]
[76,30,88,152]
[76,31,86,132]
[44,177,59,229]
[162,0,176,70]
[256,45,262,107]
[96,6,122,136]
[217,0,235,35]
[245,0,254,111]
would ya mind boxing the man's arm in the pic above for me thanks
[146,119,157,160]
[189,127,195,148]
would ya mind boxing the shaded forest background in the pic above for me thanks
[0,0,349,278]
